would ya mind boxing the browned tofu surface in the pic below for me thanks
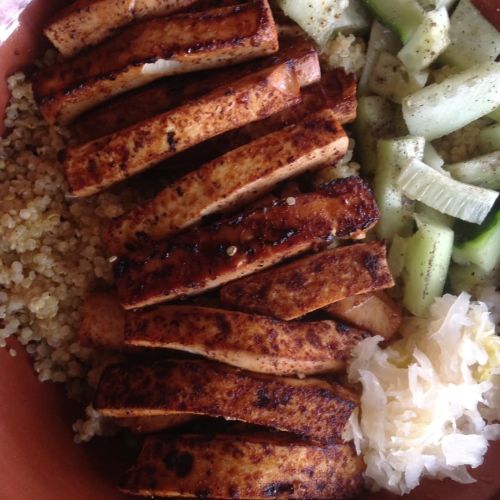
[34,0,279,124]
[79,291,126,350]
[95,359,358,443]
[221,240,395,320]
[114,414,195,434]
[63,63,300,197]
[73,35,320,143]
[120,434,365,498]
[114,177,379,309]
[325,291,402,340]
[104,109,348,255]
[124,305,369,375]
[44,0,199,57]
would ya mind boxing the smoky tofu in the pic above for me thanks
[34,0,279,124]
[113,177,379,309]
[73,35,320,142]
[114,414,195,434]
[79,291,126,350]
[120,433,365,498]
[63,63,300,197]
[124,305,369,375]
[44,0,199,57]
[104,109,348,255]
[325,291,402,340]
[95,359,358,444]
[221,240,394,321]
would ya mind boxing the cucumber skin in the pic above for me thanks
[403,215,454,317]
[374,136,425,240]
[452,209,500,272]
[362,0,424,43]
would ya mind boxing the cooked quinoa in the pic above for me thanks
[0,70,133,440]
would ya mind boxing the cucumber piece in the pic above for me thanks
[416,201,455,227]
[398,7,451,72]
[374,136,425,240]
[441,0,500,70]
[354,96,407,175]
[358,21,402,96]
[277,0,349,47]
[362,0,425,43]
[423,142,444,169]
[402,62,500,140]
[334,0,372,35]
[446,151,500,190]
[398,158,499,224]
[449,262,499,295]
[388,234,409,278]
[488,106,500,123]
[479,124,500,154]
[368,51,429,104]
[402,213,454,317]
[452,208,500,272]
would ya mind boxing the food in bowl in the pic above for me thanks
[0,0,499,498]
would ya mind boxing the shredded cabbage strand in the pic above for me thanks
[345,292,500,495]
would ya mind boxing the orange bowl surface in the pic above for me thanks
[0,2,499,499]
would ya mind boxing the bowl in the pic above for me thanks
[0,2,499,499]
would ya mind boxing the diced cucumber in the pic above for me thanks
[402,213,454,317]
[334,0,372,35]
[368,51,428,104]
[388,234,409,278]
[358,21,402,96]
[398,8,450,72]
[446,151,500,190]
[452,208,500,272]
[423,142,444,169]
[416,201,455,227]
[277,0,349,47]
[354,96,407,175]
[479,124,500,154]
[449,262,499,295]
[489,106,500,123]
[441,0,500,69]
[398,158,499,224]
[402,62,500,140]
[362,0,425,43]
[374,136,425,240]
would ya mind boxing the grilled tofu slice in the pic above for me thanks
[73,35,320,142]
[95,359,358,443]
[120,433,365,498]
[221,241,395,320]
[114,177,379,309]
[44,0,199,57]
[104,110,348,255]
[79,291,126,351]
[63,63,300,197]
[124,305,369,375]
[114,414,195,434]
[325,291,402,340]
[34,1,279,125]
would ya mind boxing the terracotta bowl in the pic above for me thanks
[0,2,499,499]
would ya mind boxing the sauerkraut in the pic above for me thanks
[345,292,500,495]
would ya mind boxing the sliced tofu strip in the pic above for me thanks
[79,291,127,351]
[114,177,380,309]
[325,291,402,340]
[33,1,279,124]
[95,359,358,444]
[124,305,369,375]
[73,35,320,142]
[104,110,348,255]
[44,0,199,57]
[120,433,365,498]
[63,63,300,198]
[114,414,195,434]
[221,241,394,321]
